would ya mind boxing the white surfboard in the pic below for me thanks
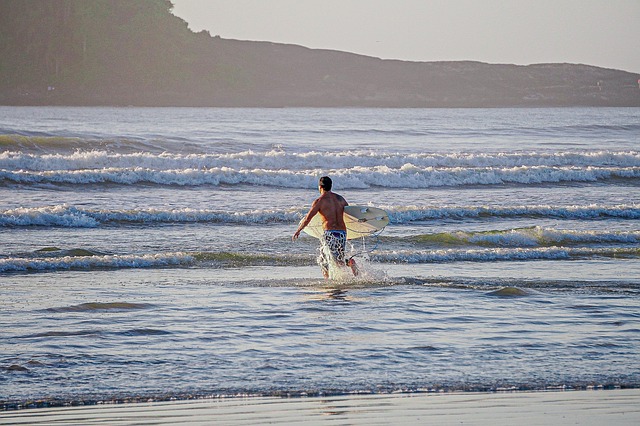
[302,205,389,240]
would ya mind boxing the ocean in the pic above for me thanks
[1,106,639,408]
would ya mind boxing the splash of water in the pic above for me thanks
[316,236,388,283]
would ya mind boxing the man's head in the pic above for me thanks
[319,176,332,192]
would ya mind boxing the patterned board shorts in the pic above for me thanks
[319,230,347,272]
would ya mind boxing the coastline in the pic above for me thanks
[2,389,639,425]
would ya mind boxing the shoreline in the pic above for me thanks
[3,384,635,411]
[2,389,639,425]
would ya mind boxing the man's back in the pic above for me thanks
[317,191,347,231]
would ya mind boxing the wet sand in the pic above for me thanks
[2,389,639,425]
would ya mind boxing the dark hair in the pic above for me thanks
[319,176,332,191]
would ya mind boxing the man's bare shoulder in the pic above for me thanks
[334,193,348,205]
[315,191,348,210]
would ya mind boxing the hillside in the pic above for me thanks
[1,0,639,107]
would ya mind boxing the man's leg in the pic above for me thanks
[319,238,331,279]
[332,231,358,277]
[347,257,358,276]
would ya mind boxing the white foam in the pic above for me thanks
[2,148,639,189]
[459,227,640,247]
[0,252,194,273]
[3,204,639,228]
[2,149,639,171]
[0,205,302,227]
[1,246,636,273]
[1,165,638,188]
[374,246,639,263]
[0,205,100,227]
[386,204,640,221]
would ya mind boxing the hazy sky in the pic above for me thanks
[171,0,640,74]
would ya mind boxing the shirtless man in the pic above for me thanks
[292,176,357,278]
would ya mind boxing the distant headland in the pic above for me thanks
[1,0,639,107]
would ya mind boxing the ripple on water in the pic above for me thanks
[44,302,154,313]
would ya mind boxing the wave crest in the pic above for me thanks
[1,246,638,274]
[1,165,639,188]
[401,227,640,247]
[3,149,640,171]
[3,204,639,228]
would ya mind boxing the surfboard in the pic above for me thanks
[302,205,389,240]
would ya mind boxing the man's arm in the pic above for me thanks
[292,198,321,241]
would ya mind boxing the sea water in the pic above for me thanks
[1,107,639,407]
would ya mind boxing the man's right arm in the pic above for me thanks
[292,198,321,240]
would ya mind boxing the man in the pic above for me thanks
[292,176,357,278]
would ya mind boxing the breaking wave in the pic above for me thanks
[0,135,184,154]
[2,204,639,228]
[373,247,640,263]
[1,165,639,188]
[2,149,640,171]
[2,149,639,188]
[0,252,194,273]
[1,247,637,274]
[397,227,640,247]
[0,249,313,273]
[0,205,302,227]
[386,204,640,221]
